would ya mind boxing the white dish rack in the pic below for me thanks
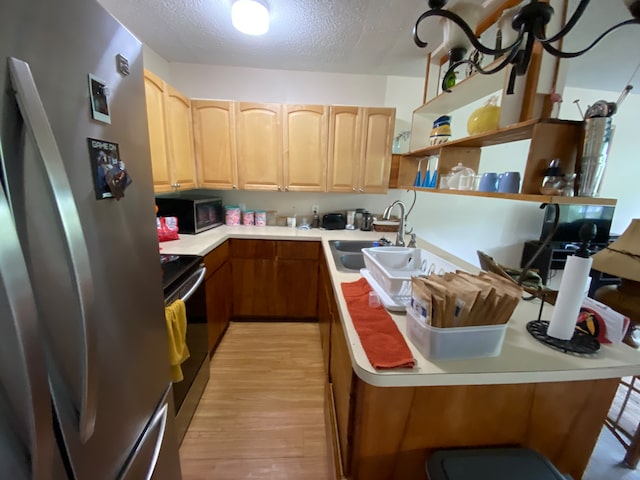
[361,247,459,309]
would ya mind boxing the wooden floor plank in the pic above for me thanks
[179,322,330,479]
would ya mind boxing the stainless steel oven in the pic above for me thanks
[160,254,209,445]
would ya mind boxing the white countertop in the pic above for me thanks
[161,225,640,388]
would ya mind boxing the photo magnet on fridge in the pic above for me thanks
[88,74,111,124]
[87,138,132,200]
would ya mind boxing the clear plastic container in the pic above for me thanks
[225,206,241,225]
[406,308,507,360]
[242,210,254,225]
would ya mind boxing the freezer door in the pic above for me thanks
[118,385,181,480]
[0,157,55,478]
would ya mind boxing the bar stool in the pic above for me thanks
[606,375,640,468]
[426,447,572,480]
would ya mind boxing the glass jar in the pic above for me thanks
[562,174,576,197]
[540,159,564,195]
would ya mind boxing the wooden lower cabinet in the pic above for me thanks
[205,261,231,353]
[232,257,278,317]
[341,378,619,480]
[329,308,357,477]
[204,241,231,354]
[230,239,319,319]
[319,257,620,480]
[317,256,333,374]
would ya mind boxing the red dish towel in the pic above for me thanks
[341,278,416,369]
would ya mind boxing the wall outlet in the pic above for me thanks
[312,205,319,215]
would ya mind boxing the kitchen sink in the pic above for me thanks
[328,239,390,273]
[339,254,366,271]
[330,240,381,252]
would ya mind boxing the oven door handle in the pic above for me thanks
[165,266,206,305]
[181,266,206,303]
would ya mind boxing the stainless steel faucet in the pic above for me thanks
[382,200,406,247]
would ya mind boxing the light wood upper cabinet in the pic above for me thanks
[143,69,196,192]
[164,85,196,191]
[236,102,283,191]
[192,100,238,190]
[359,107,395,193]
[327,106,361,193]
[328,106,395,193]
[283,104,328,192]
[143,70,171,191]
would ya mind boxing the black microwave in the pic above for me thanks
[155,193,223,234]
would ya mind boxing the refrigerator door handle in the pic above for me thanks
[0,178,53,479]
[117,385,171,480]
[8,57,97,443]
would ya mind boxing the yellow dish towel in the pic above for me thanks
[165,299,190,382]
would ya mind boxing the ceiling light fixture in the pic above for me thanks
[232,0,270,36]
[413,0,640,94]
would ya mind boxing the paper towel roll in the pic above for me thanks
[547,255,593,340]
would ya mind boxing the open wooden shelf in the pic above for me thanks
[415,56,508,116]
[395,186,617,206]
[404,118,583,158]
[390,117,617,206]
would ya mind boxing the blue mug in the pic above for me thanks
[498,171,521,193]
[478,172,498,192]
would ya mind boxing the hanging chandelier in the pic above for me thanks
[413,0,640,94]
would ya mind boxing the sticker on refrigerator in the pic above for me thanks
[87,138,132,200]
[88,74,111,124]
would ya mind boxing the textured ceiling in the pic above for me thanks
[97,0,640,92]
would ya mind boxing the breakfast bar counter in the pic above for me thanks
[161,226,640,479]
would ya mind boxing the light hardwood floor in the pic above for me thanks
[179,322,330,479]
[180,321,639,479]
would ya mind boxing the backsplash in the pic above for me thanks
[187,189,408,222]
[182,188,546,269]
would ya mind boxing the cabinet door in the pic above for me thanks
[273,241,319,318]
[327,106,361,193]
[143,70,171,193]
[230,239,277,317]
[358,107,395,194]
[274,259,318,318]
[206,260,231,353]
[283,104,328,192]
[318,256,333,374]
[236,102,283,191]
[330,308,357,475]
[192,100,238,190]
[231,259,277,317]
[164,84,196,190]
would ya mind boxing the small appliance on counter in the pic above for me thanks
[322,212,346,230]
[156,191,223,234]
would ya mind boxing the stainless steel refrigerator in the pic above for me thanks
[0,0,182,478]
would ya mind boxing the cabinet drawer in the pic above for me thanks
[229,239,276,259]
[277,240,320,260]
[204,241,229,278]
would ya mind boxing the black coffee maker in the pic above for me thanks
[361,211,373,231]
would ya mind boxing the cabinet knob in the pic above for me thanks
[232,184,237,189]
[277,185,282,191]
[171,183,180,191]
[285,186,289,192]
[359,188,364,193]
[352,187,357,192]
